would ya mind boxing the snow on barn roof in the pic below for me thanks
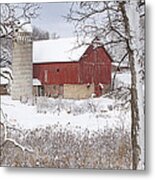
[33,78,41,86]
[33,37,91,63]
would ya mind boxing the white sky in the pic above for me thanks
[31,2,75,38]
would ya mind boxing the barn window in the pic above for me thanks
[44,70,48,83]
[56,68,60,72]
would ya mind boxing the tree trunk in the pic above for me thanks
[119,1,142,170]
[129,50,141,170]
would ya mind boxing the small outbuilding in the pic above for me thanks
[33,78,43,96]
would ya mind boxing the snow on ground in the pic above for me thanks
[112,71,131,89]
[1,95,131,132]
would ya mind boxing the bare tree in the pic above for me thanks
[67,0,145,170]
[0,3,40,39]
[50,32,60,40]
[32,26,50,41]
[0,3,40,76]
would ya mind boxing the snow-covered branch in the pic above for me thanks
[0,108,34,154]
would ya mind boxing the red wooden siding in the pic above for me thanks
[79,45,111,84]
[33,62,80,85]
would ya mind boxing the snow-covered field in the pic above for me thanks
[0,87,132,169]
[1,95,131,132]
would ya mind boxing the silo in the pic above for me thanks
[11,21,33,101]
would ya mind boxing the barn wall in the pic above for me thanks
[79,45,111,85]
[43,84,64,97]
[33,62,80,85]
[64,83,94,99]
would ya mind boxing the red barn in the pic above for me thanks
[33,37,112,99]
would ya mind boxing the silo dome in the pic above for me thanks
[14,18,33,33]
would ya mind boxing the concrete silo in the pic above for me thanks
[11,20,33,101]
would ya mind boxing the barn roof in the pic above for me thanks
[33,37,91,63]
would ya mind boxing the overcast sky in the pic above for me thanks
[32,2,74,38]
